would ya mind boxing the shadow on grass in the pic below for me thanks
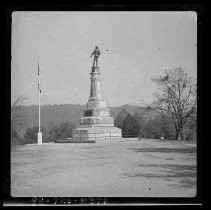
[123,163,196,189]
[128,147,196,154]
[82,146,106,149]
[178,178,196,188]
[136,163,196,171]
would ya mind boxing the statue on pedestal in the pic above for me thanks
[90,46,100,68]
[72,46,122,142]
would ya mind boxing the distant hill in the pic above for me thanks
[20,104,152,128]
[109,104,149,118]
[22,104,85,128]
[14,103,159,138]
[15,102,197,139]
[13,101,197,141]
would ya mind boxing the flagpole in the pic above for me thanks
[39,69,41,133]
[37,56,42,145]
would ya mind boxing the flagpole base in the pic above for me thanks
[37,132,42,145]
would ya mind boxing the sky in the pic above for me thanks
[11,11,197,107]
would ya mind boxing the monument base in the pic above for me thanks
[54,139,95,143]
[72,126,122,142]
[37,132,42,145]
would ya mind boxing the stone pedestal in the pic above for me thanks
[72,66,122,142]
[37,132,42,145]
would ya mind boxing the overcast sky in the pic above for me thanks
[11,11,197,107]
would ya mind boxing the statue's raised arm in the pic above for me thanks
[91,46,100,67]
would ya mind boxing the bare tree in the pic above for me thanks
[151,108,168,140]
[11,96,28,141]
[152,67,197,140]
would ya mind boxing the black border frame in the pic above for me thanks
[2,2,204,206]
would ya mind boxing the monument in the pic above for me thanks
[72,46,122,142]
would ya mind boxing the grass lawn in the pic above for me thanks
[11,138,196,197]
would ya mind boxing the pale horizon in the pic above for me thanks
[11,11,197,107]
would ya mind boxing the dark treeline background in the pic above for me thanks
[11,104,196,146]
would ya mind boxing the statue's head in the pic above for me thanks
[95,46,98,49]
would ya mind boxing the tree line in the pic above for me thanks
[11,119,76,145]
[114,107,196,140]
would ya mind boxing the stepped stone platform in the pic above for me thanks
[73,126,122,142]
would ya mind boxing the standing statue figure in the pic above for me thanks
[90,46,100,68]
